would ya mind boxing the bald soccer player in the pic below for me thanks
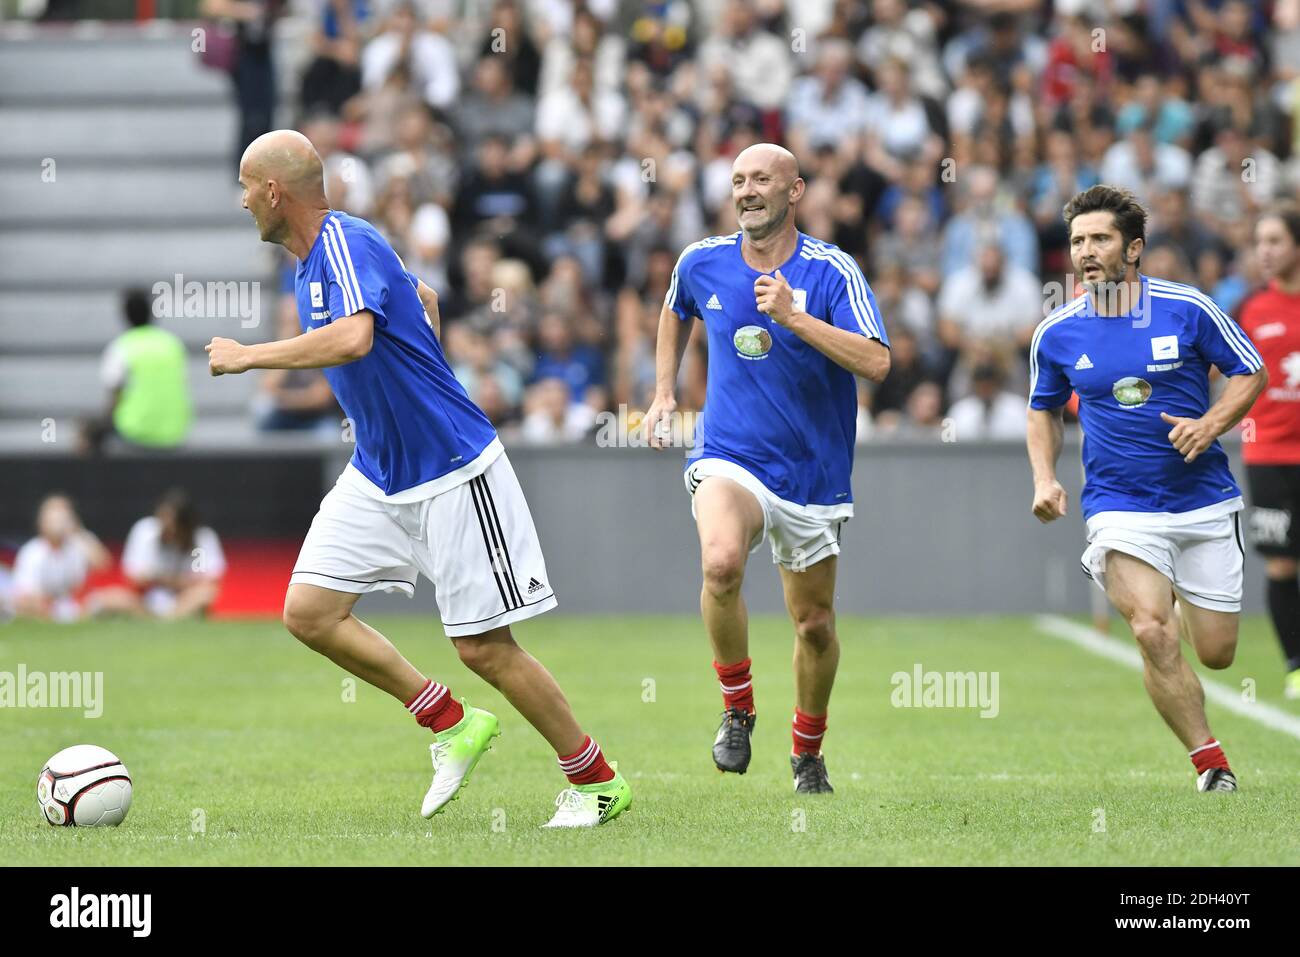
[206,130,630,827]
[643,144,891,792]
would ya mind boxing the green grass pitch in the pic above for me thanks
[2,614,1297,866]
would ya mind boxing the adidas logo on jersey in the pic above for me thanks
[527,577,545,595]
[705,293,723,310]
[1074,354,1094,370]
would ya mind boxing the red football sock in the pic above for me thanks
[792,708,827,756]
[405,678,464,734]
[558,735,615,785]
[714,658,754,715]
[1189,738,1230,774]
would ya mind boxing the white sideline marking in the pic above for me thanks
[1035,614,1300,742]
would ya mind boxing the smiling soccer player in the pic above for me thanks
[643,144,891,793]
[205,130,630,827]
[1027,185,1267,792]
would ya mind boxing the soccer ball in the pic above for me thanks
[37,745,133,827]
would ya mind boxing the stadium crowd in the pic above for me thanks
[220,0,1300,443]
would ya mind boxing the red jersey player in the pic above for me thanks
[1238,204,1300,697]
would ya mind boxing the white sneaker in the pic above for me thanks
[420,705,500,818]
[541,765,632,828]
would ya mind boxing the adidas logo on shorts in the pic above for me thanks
[527,577,545,595]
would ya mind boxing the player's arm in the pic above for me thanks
[205,312,374,375]
[756,269,891,382]
[1027,405,1068,523]
[643,302,695,450]
[1160,366,1268,464]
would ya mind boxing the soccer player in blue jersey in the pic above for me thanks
[1027,185,1268,792]
[204,130,630,827]
[643,144,891,793]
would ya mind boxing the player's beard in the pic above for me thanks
[739,202,788,241]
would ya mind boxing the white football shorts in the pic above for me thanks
[1081,501,1245,613]
[291,452,557,637]
[684,457,851,571]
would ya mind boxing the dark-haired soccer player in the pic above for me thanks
[1027,184,1267,792]
[205,130,630,827]
[1239,205,1300,698]
[644,143,891,793]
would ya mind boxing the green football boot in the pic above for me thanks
[542,762,632,828]
[421,702,500,818]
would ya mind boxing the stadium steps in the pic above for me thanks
[0,290,270,353]
[0,20,311,452]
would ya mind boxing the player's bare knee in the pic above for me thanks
[1129,614,1179,664]
[701,547,745,598]
[793,607,835,652]
[282,595,330,649]
[453,634,511,681]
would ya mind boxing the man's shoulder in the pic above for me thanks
[1145,276,1222,321]
[1031,294,1088,350]
[674,232,741,271]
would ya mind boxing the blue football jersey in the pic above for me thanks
[1029,275,1263,518]
[294,212,498,499]
[667,231,888,509]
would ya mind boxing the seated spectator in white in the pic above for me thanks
[937,241,1042,353]
[361,1,459,112]
[538,5,625,102]
[302,111,374,218]
[535,56,627,158]
[858,0,946,101]
[696,0,794,112]
[947,358,1028,441]
[785,39,870,159]
[862,57,943,181]
[253,298,339,435]
[11,495,109,622]
[89,490,225,620]
[940,165,1039,276]
[449,326,525,410]
[519,377,596,444]
[1192,114,1281,236]
[1098,119,1192,207]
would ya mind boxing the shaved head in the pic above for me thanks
[733,142,799,185]
[241,129,325,198]
[238,129,328,248]
[731,142,803,241]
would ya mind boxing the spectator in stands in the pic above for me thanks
[1192,113,1282,236]
[302,111,375,217]
[785,39,870,162]
[200,0,284,171]
[11,495,109,622]
[940,165,1039,277]
[532,311,605,403]
[299,0,370,116]
[519,377,596,444]
[79,289,191,457]
[947,356,1028,442]
[453,56,537,163]
[1147,187,1220,269]
[453,133,538,261]
[862,56,944,183]
[88,489,225,620]
[697,0,794,115]
[253,298,339,435]
[361,1,459,114]
[1098,117,1193,207]
[937,239,1043,390]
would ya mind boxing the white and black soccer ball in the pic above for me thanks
[37,745,133,827]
